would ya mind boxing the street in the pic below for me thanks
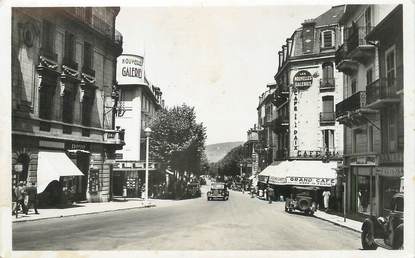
[13,185,361,250]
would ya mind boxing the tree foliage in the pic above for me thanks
[149,104,207,175]
[210,144,245,177]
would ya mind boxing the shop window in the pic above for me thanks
[356,174,376,215]
[16,154,30,183]
[321,30,334,48]
[89,169,99,193]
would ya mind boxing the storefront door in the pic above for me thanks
[76,153,90,200]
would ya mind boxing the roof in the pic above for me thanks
[366,5,402,41]
[311,5,345,27]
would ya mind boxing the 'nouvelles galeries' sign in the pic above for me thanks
[117,54,145,85]
[293,70,313,88]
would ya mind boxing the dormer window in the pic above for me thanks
[321,30,335,49]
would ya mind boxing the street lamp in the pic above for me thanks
[144,127,152,202]
[239,162,243,177]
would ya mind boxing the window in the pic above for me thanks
[322,129,334,151]
[321,30,334,48]
[351,79,357,95]
[81,93,94,136]
[352,129,357,153]
[385,46,396,89]
[83,42,93,69]
[322,96,334,122]
[366,68,373,85]
[368,125,373,152]
[322,62,334,89]
[42,20,54,51]
[62,87,74,133]
[365,7,372,32]
[387,107,397,152]
[64,32,76,64]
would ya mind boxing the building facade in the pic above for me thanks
[12,7,125,204]
[256,6,345,205]
[335,5,403,217]
[112,54,164,198]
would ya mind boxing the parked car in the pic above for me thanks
[207,183,229,201]
[285,186,318,216]
[361,192,403,250]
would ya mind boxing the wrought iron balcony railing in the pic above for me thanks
[320,78,335,91]
[335,91,366,118]
[320,112,336,124]
[345,26,374,53]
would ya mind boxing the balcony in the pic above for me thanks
[345,26,375,63]
[334,44,358,75]
[63,8,114,40]
[62,56,79,71]
[335,91,375,126]
[335,26,375,73]
[320,78,335,91]
[104,128,125,150]
[320,112,335,125]
[336,91,366,118]
[366,76,401,109]
[82,66,96,77]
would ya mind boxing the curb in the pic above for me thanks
[313,214,362,233]
[12,204,156,224]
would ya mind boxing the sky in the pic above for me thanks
[116,5,332,145]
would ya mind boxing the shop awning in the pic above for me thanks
[37,151,84,193]
[258,160,337,187]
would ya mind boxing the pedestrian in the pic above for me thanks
[322,189,331,212]
[14,183,27,215]
[26,182,39,214]
[266,185,274,204]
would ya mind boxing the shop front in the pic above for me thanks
[112,160,162,198]
[258,160,338,203]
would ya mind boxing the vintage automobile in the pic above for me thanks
[285,186,318,216]
[361,192,403,250]
[207,183,229,201]
[186,182,201,198]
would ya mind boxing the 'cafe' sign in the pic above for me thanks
[293,70,313,88]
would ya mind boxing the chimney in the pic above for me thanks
[282,45,288,62]
[278,51,283,68]
[286,38,293,57]
[301,19,316,54]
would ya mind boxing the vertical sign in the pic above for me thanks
[292,88,299,153]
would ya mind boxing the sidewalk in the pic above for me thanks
[239,191,363,233]
[12,198,182,223]
[313,210,362,233]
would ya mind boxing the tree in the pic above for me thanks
[149,104,207,176]
[214,144,245,177]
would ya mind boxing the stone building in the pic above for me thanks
[256,6,345,205]
[335,4,403,217]
[11,7,124,204]
[112,54,165,198]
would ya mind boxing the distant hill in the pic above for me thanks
[205,141,244,163]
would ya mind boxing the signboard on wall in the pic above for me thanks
[293,70,313,88]
[117,54,146,85]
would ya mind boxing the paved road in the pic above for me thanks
[13,186,361,250]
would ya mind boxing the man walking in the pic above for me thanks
[14,183,27,215]
[322,189,331,212]
[26,182,39,214]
